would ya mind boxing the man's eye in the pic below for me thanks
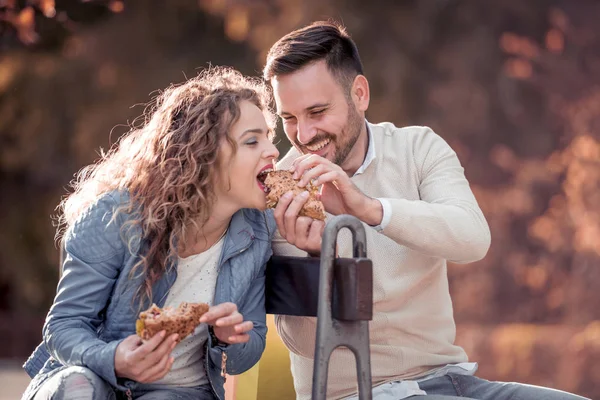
[311,109,325,115]
[282,116,295,121]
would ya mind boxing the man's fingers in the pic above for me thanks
[292,154,321,179]
[289,154,313,174]
[297,164,329,187]
[313,170,341,187]
[200,302,237,324]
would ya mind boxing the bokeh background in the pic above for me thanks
[1,0,599,398]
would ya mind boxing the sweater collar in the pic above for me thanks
[354,119,376,176]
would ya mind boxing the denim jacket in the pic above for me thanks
[23,191,276,400]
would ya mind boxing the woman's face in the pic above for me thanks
[214,100,279,211]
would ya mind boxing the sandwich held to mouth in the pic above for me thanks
[258,169,326,221]
[136,302,210,342]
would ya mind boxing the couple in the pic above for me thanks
[23,21,587,400]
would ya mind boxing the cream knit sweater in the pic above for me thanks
[272,122,491,400]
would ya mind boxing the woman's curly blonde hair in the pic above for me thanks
[57,66,276,307]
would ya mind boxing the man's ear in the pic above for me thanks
[351,75,370,112]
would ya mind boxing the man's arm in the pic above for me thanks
[272,127,490,263]
[377,128,490,263]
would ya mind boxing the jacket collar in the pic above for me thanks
[153,208,263,307]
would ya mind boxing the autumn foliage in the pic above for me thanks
[0,0,598,397]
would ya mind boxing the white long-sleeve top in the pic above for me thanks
[272,122,491,400]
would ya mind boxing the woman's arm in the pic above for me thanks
[205,259,268,375]
[43,193,127,387]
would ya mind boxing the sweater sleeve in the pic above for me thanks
[380,127,491,263]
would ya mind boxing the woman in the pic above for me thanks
[22,67,279,400]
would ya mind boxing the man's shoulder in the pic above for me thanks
[370,121,437,139]
[370,122,449,151]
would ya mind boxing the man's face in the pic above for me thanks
[271,60,363,167]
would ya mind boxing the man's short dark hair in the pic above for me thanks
[263,21,364,92]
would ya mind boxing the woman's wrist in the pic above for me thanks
[208,325,229,348]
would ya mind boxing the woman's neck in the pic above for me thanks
[178,214,231,258]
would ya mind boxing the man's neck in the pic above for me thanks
[340,123,369,177]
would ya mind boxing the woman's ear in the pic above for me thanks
[351,75,370,113]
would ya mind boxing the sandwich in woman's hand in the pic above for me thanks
[136,302,209,342]
[259,169,326,220]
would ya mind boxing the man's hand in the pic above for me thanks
[273,190,325,255]
[114,331,177,383]
[199,302,253,345]
[290,154,383,226]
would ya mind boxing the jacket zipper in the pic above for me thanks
[204,242,252,400]
[205,343,225,400]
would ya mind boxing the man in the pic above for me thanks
[263,21,587,400]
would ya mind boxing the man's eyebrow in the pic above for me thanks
[279,103,330,116]
[306,102,329,111]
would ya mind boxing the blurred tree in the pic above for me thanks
[0,0,259,315]
[1,0,599,396]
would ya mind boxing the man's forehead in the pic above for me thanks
[272,67,338,113]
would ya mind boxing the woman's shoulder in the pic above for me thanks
[63,190,138,261]
[238,208,277,241]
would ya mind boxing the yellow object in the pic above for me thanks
[226,315,296,400]
[135,319,145,337]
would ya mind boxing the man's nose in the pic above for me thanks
[297,120,317,145]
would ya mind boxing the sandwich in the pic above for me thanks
[135,302,209,342]
[259,169,326,221]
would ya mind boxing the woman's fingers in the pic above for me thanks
[226,333,250,344]
[215,311,243,328]
[130,330,166,359]
[140,353,175,383]
[234,320,254,334]
[142,333,178,366]
[200,302,237,324]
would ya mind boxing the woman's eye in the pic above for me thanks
[246,139,258,146]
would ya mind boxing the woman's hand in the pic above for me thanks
[200,302,253,344]
[114,331,178,383]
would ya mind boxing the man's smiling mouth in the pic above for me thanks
[305,138,331,152]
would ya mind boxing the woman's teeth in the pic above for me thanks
[257,169,273,193]
[306,139,330,152]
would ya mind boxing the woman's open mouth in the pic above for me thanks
[257,169,273,193]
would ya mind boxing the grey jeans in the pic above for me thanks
[411,373,590,400]
[29,366,216,400]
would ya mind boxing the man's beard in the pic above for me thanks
[332,104,363,167]
[296,103,363,167]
